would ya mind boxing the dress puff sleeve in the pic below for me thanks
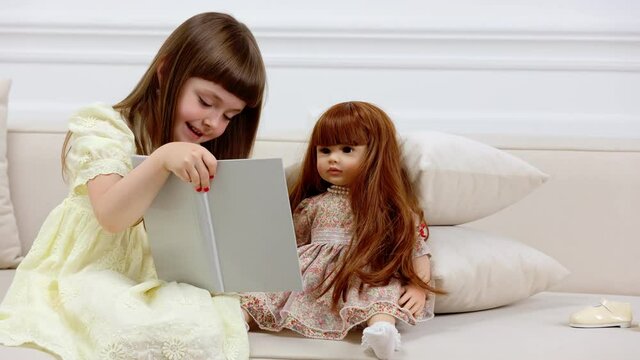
[413,222,432,258]
[292,197,316,247]
[65,103,136,195]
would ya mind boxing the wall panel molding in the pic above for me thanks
[1,23,639,71]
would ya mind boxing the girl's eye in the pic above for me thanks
[318,147,331,154]
[224,113,237,121]
[342,146,353,153]
[198,97,212,107]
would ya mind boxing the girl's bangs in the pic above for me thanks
[312,108,369,146]
[201,59,264,108]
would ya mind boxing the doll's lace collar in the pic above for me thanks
[327,185,349,195]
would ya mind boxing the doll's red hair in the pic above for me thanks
[290,101,438,308]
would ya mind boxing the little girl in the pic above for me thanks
[0,12,265,360]
[241,101,437,359]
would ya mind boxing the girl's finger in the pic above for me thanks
[184,166,201,190]
[202,152,218,181]
[194,158,210,191]
[179,169,192,184]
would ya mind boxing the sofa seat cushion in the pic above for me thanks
[249,292,640,359]
[1,269,638,359]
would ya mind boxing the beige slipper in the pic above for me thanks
[569,299,633,328]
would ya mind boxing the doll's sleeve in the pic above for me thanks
[65,103,136,195]
[413,222,432,258]
[292,198,314,247]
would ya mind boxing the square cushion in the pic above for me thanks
[400,131,548,225]
[430,226,569,313]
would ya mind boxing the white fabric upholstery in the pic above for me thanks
[467,147,640,296]
[0,79,22,268]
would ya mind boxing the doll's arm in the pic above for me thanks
[292,199,313,246]
[399,255,431,316]
[88,142,216,233]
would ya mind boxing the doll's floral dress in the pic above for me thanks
[0,103,248,360]
[241,185,434,340]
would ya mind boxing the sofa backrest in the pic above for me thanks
[6,129,640,296]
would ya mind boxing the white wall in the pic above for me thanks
[1,0,639,138]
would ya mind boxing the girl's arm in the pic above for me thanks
[88,142,217,233]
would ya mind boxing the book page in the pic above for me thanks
[131,155,223,291]
[207,158,303,292]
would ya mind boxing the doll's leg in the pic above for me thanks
[367,313,396,326]
[241,308,254,331]
[362,314,400,360]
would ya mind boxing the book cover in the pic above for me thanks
[132,156,303,293]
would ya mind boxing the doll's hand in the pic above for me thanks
[399,284,427,317]
[153,142,217,192]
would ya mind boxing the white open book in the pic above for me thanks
[132,156,303,293]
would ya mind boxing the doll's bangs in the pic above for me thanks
[311,106,369,146]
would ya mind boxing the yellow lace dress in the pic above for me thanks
[0,103,249,360]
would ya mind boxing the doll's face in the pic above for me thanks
[173,77,246,144]
[316,144,367,186]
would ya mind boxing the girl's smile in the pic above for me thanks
[185,121,205,140]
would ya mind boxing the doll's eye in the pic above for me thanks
[318,147,331,154]
[342,146,354,153]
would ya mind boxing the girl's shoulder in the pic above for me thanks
[68,102,133,138]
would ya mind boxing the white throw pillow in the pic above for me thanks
[0,79,23,268]
[400,131,548,225]
[429,226,569,314]
[285,131,548,225]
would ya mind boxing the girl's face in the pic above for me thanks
[316,144,367,186]
[173,77,246,143]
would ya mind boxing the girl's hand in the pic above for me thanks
[152,142,217,192]
[399,284,427,317]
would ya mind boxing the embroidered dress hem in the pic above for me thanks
[242,296,433,340]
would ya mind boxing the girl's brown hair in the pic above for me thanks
[62,12,266,172]
[290,101,439,308]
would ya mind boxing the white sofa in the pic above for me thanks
[2,127,640,359]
